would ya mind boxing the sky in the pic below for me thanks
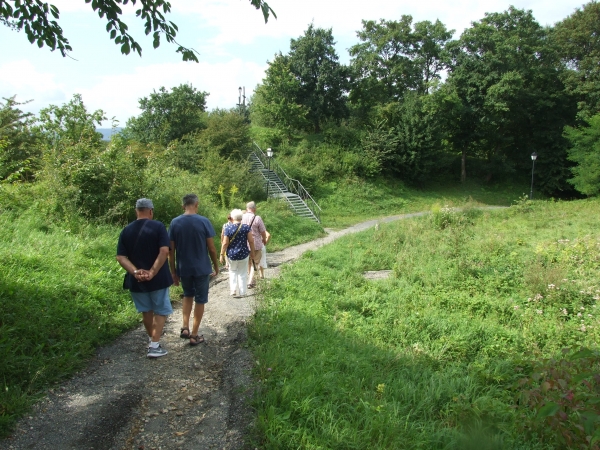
[0,0,587,127]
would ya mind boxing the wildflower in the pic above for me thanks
[577,312,582,317]
[581,306,585,310]
[536,310,543,314]
[562,309,568,315]
[548,284,556,289]
[267,368,272,371]
[588,314,593,318]
[581,324,587,332]
[514,305,519,310]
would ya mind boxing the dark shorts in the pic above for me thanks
[180,274,210,304]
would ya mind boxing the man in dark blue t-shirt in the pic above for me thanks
[117,198,173,358]
[168,194,219,346]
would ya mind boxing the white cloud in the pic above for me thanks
[0,60,68,113]
[174,0,583,44]
[1,57,267,126]
[77,59,267,126]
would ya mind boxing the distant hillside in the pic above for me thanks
[97,128,123,141]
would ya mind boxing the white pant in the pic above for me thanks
[229,257,249,296]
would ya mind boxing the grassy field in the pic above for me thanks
[0,211,138,435]
[316,177,529,228]
[248,198,600,449]
[0,179,562,438]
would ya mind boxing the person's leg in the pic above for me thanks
[239,256,249,296]
[151,314,167,342]
[130,292,153,342]
[228,260,238,295]
[146,288,173,357]
[248,249,261,287]
[248,264,255,286]
[190,275,209,337]
[191,303,205,336]
[179,276,195,337]
[259,247,267,279]
[142,311,154,337]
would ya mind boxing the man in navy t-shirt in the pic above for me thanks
[117,198,173,358]
[168,194,219,346]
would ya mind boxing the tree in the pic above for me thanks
[0,96,41,182]
[39,93,106,150]
[263,24,348,133]
[125,84,208,145]
[565,114,600,195]
[169,109,264,203]
[553,1,600,120]
[359,91,443,183]
[0,0,276,62]
[287,24,349,132]
[252,25,348,134]
[445,7,575,192]
[412,20,454,92]
[250,54,310,132]
[349,16,452,109]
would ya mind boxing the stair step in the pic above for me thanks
[247,146,320,223]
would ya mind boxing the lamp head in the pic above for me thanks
[266,148,273,158]
[531,152,538,161]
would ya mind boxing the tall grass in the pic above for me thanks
[0,210,138,435]
[249,198,600,449]
[316,177,528,228]
[0,189,323,436]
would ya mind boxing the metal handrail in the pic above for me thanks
[251,142,321,222]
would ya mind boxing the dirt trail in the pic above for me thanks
[0,213,426,450]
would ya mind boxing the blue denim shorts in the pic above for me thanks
[180,274,210,304]
[130,287,173,316]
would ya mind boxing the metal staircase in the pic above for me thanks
[249,143,321,223]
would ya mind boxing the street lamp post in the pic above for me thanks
[530,152,538,200]
[266,147,273,198]
[237,86,246,115]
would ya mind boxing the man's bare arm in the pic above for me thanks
[206,237,219,275]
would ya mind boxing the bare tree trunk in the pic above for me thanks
[461,149,467,183]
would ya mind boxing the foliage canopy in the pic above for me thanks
[0,0,276,61]
[125,84,208,145]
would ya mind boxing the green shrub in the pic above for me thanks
[514,348,600,449]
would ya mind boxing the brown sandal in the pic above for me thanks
[189,334,204,346]
[180,327,190,339]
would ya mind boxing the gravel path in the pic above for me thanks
[0,213,428,450]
